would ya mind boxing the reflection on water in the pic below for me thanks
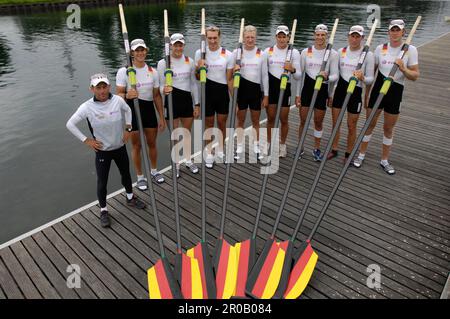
[0,0,449,244]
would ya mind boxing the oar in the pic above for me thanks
[162,10,203,299]
[273,19,377,299]
[212,18,245,299]
[118,4,182,299]
[244,19,298,300]
[185,8,217,299]
[283,16,421,299]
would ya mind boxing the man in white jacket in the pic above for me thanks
[66,73,146,228]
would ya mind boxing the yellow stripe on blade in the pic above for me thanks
[190,257,203,299]
[284,251,318,299]
[222,245,238,299]
[147,266,162,299]
[261,246,286,299]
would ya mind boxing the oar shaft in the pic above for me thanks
[163,10,182,251]
[200,8,207,243]
[119,4,165,257]
[220,19,244,238]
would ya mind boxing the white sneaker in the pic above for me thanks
[279,144,287,158]
[205,154,214,169]
[185,162,199,174]
[254,143,264,160]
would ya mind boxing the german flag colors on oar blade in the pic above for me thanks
[182,8,217,299]
[246,240,291,299]
[174,253,203,298]
[282,17,421,299]
[212,17,246,299]
[147,258,183,299]
[186,242,216,298]
[233,238,256,297]
[163,9,203,299]
[118,4,182,299]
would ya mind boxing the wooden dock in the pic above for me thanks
[0,33,449,299]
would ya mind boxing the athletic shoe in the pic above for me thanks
[380,161,396,175]
[352,157,364,168]
[151,171,165,184]
[100,211,111,228]
[327,150,339,160]
[254,143,264,160]
[279,144,287,158]
[137,178,148,191]
[312,149,323,162]
[205,154,214,169]
[185,162,199,174]
[126,195,146,209]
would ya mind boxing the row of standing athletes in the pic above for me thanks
[121,18,419,192]
[66,19,419,227]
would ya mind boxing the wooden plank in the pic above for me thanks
[0,256,23,299]
[0,247,41,298]
[9,242,60,299]
[69,214,148,298]
[42,227,115,298]
[21,237,79,299]
[53,221,133,299]
[32,232,96,299]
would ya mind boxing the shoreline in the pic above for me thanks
[0,0,172,15]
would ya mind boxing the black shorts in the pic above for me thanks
[368,72,404,115]
[237,77,262,111]
[127,99,158,130]
[301,74,329,110]
[268,73,291,107]
[205,79,230,116]
[332,77,363,114]
[164,87,194,120]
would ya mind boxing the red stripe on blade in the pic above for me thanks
[235,240,250,297]
[181,254,193,298]
[285,243,314,293]
[251,241,279,297]
[215,240,230,298]
[154,260,173,299]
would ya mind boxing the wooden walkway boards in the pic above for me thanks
[0,33,449,299]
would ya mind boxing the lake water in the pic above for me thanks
[0,0,449,245]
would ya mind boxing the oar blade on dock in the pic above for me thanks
[186,242,217,299]
[214,238,238,299]
[147,257,183,299]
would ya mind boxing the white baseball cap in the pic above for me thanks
[349,25,364,36]
[389,19,405,30]
[170,33,185,45]
[130,39,148,51]
[315,24,328,33]
[90,73,110,87]
[276,25,290,35]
